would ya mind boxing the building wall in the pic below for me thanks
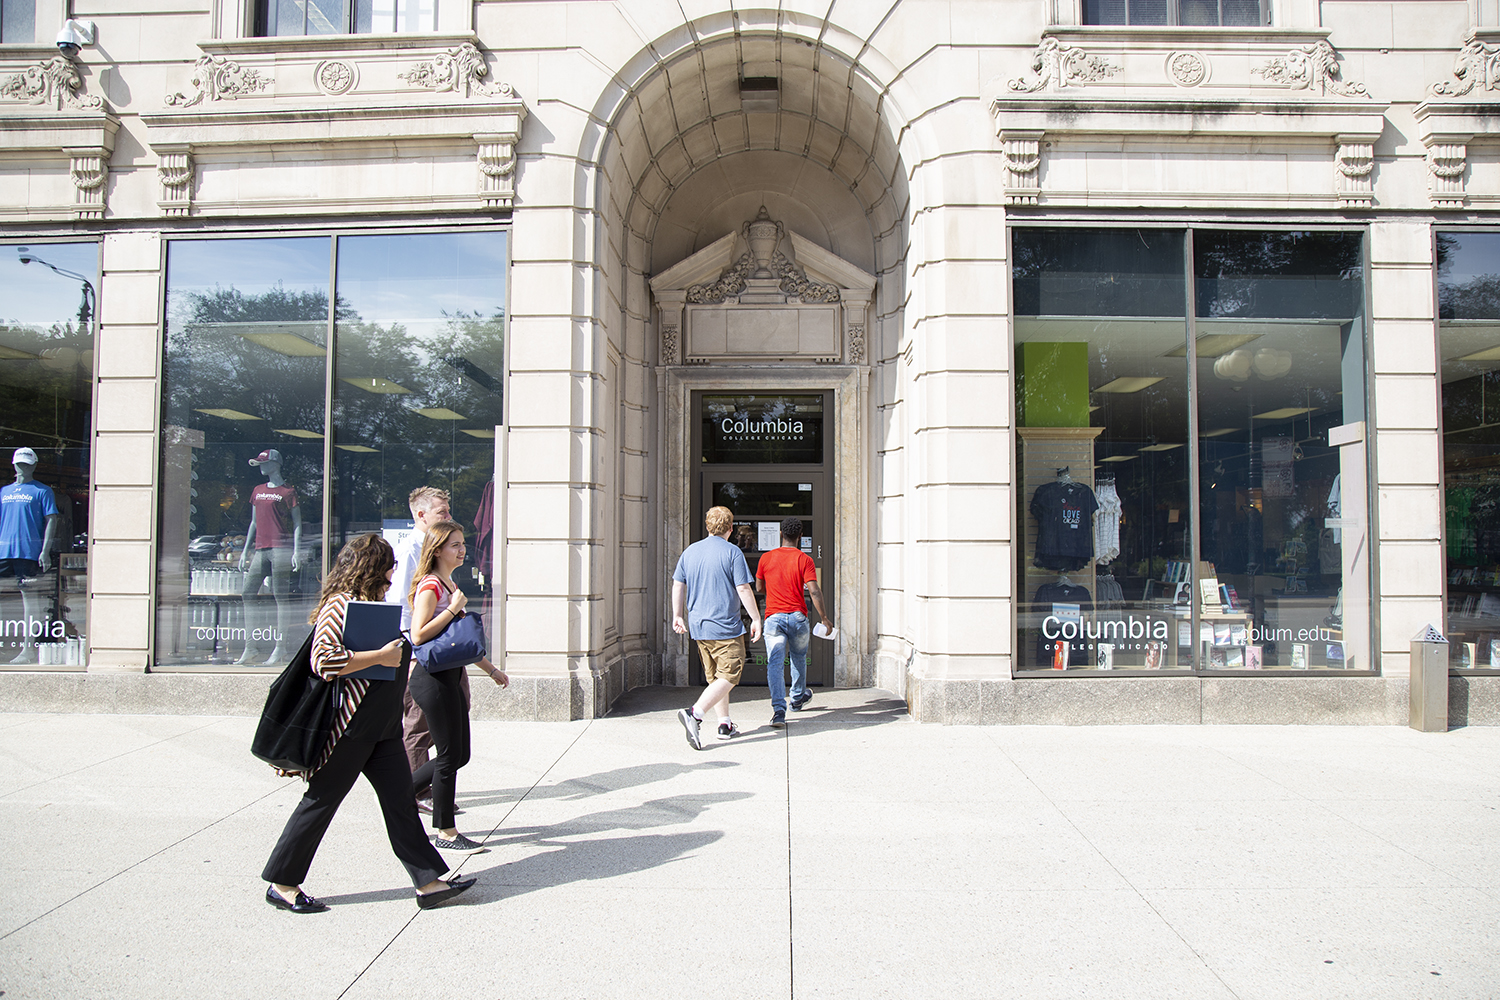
[1,0,1496,722]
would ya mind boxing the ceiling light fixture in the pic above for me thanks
[1162,332,1263,358]
[460,429,496,439]
[1457,345,1500,362]
[195,407,262,421]
[335,444,379,453]
[414,407,466,420]
[1201,427,1238,438]
[275,429,324,439]
[1138,443,1183,452]
[237,327,326,357]
[1252,406,1316,421]
[1098,455,1138,463]
[341,377,410,394]
[1093,376,1164,394]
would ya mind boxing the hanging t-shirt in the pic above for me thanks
[756,546,818,616]
[1030,481,1099,571]
[1093,481,1122,565]
[250,484,298,549]
[1032,581,1093,668]
[0,481,59,560]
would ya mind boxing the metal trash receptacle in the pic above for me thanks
[1410,623,1449,733]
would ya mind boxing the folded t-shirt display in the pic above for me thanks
[1033,581,1093,668]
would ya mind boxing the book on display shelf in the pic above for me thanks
[1245,645,1263,669]
[1291,643,1309,669]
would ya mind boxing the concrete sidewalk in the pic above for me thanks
[1,686,1498,1000]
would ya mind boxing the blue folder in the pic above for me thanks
[343,601,404,681]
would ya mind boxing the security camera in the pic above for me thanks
[56,19,95,58]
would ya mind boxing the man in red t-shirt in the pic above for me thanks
[754,517,831,727]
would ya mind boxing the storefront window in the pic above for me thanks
[156,230,507,668]
[0,241,96,668]
[1438,230,1500,670]
[1012,227,1369,674]
[1014,228,1192,672]
[1194,231,1368,671]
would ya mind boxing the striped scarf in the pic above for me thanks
[310,592,371,774]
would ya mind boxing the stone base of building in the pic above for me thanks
[4,669,1497,727]
[904,671,1500,726]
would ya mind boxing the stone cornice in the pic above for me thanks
[1413,101,1500,143]
[194,32,481,57]
[140,99,524,145]
[990,97,1387,138]
[0,107,119,152]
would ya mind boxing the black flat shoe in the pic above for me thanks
[417,875,477,910]
[265,885,329,914]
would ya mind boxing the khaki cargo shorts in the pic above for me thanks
[695,635,745,686]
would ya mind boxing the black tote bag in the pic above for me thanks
[251,630,339,772]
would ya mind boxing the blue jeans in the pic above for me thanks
[764,612,810,712]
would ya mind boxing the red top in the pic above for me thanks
[415,574,449,606]
[756,546,817,616]
[250,484,297,549]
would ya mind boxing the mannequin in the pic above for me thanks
[0,447,61,664]
[236,449,302,665]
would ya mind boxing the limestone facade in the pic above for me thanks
[1,0,1497,722]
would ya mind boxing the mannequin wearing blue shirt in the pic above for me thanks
[0,447,61,664]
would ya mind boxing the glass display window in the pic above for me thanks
[155,230,507,668]
[1012,226,1370,675]
[1438,230,1500,671]
[0,241,97,668]
[1193,231,1368,672]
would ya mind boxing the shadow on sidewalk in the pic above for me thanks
[456,759,738,809]
[608,684,911,731]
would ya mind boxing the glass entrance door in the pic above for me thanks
[699,472,832,688]
[689,389,834,689]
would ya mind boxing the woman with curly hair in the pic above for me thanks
[261,533,476,913]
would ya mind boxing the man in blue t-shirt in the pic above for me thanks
[672,505,762,749]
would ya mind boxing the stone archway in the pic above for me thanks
[576,13,918,702]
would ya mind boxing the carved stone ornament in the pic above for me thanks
[157,146,194,217]
[315,59,357,97]
[475,133,517,209]
[1167,52,1209,88]
[0,56,105,111]
[661,325,679,365]
[1335,138,1375,209]
[686,253,753,304]
[69,150,108,219]
[774,250,841,303]
[1253,40,1368,98]
[1008,37,1121,93]
[686,208,840,305]
[399,42,513,99]
[166,54,270,107]
[1430,33,1500,97]
[1426,142,1468,209]
[847,324,866,365]
[1001,131,1042,207]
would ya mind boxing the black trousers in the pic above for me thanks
[262,734,446,889]
[408,665,470,830]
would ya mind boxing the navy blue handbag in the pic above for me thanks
[411,611,486,673]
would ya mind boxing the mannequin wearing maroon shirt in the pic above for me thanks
[237,450,302,665]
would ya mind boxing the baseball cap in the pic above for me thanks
[248,449,282,466]
[12,447,38,466]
